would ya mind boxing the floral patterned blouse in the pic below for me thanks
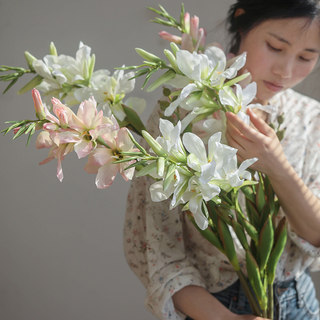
[124,88,320,320]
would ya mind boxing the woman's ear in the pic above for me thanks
[234,8,245,18]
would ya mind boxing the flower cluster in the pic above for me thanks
[1,5,287,318]
[144,119,257,230]
[32,89,136,187]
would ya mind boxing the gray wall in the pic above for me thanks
[0,0,319,319]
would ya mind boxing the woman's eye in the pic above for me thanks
[267,43,281,52]
[299,56,311,62]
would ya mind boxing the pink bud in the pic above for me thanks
[198,28,206,50]
[13,126,21,135]
[184,12,190,33]
[158,31,182,44]
[190,16,199,40]
[32,88,46,120]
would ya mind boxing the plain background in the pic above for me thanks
[0,0,319,319]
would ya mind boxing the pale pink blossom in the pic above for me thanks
[35,131,73,182]
[84,128,137,189]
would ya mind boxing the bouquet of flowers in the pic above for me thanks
[1,4,287,319]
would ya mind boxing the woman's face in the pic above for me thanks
[238,17,320,104]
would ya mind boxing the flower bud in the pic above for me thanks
[142,130,167,157]
[159,31,181,44]
[49,42,58,56]
[24,51,37,71]
[32,88,46,120]
[190,16,199,40]
[184,12,190,34]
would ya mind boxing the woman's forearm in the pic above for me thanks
[172,285,236,320]
[268,157,320,247]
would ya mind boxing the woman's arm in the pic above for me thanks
[225,109,320,247]
[173,285,268,320]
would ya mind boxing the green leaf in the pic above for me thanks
[218,217,240,271]
[163,163,176,192]
[224,72,250,87]
[18,75,43,95]
[147,69,176,92]
[258,216,274,271]
[26,124,36,145]
[3,78,18,94]
[232,220,249,251]
[135,161,157,177]
[266,217,287,284]
[256,177,266,212]
[122,104,146,136]
[246,250,267,311]
[113,157,138,164]
[13,125,28,139]
[189,215,224,253]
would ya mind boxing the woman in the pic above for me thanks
[124,1,320,319]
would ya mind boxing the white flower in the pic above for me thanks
[33,42,94,105]
[206,132,257,190]
[219,82,257,124]
[164,47,247,131]
[74,68,136,121]
[156,119,187,162]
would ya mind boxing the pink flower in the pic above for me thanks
[45,95,116,159]
[33,90,121,182]
[36,131,73,182]
[84,128,137,189]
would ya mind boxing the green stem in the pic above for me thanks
[267,283,274,320]
[237,270,262,317]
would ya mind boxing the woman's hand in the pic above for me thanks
[225,108,287,179]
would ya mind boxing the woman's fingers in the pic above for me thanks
[226,111,264,142]
[246,108,273,136]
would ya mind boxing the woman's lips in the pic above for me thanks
[263,80,284,92]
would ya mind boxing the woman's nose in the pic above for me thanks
[272,58,293,79]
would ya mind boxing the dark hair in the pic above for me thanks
[227,0,320,54]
